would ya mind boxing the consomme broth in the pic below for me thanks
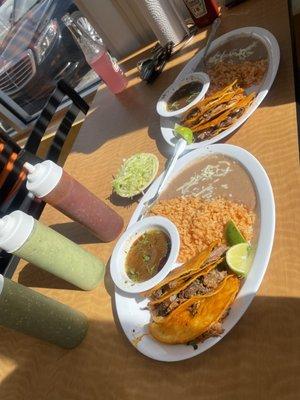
[125,229,171,283]
[167,81,203,111]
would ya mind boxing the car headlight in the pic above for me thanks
[34,20,58,64]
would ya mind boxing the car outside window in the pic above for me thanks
[0,0,98,131]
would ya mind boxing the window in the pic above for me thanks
[0,0,99,132]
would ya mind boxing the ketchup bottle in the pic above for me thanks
[183,0,220,28]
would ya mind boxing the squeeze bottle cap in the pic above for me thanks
[25,160,63,198]
[0,211,34,253]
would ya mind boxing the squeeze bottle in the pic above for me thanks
[0,211,104,290]
[25,160,123,242]
[0,274,87,348]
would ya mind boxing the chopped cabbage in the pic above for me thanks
[113,153,159,197]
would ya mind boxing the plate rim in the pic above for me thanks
[115,144,275,362]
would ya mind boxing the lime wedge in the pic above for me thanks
[173,123,194,145]
[225,220,246,246]
[226,243,251,277]
[112,153,159,198]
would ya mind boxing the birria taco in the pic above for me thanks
[149,275,239,344]
[145,244,228,320]
[181,81,255,141]
[147,244,240,344]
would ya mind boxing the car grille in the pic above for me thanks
[0,50,36,96]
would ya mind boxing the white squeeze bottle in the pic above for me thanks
[0,211,104,290]
[24,160,123,242]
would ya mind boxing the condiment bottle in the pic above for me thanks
[0,211,104,290]
[183,0,220,28]
[62,14,128,94]
[25,160,123,242]
[0,274,87,348]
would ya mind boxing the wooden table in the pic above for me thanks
[1,0,300,398]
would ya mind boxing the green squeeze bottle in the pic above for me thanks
[0,274,88,348]
[0,211,104,290]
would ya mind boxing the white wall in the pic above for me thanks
[75,0,189,58]
[75,0,145,57]
[173,0,190,19]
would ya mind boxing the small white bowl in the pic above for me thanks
[156,72,210,118]
[110,216,180,294]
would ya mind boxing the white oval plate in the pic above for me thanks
[160,27,280,150]
[114,144,275,362]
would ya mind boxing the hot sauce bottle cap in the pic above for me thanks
[0,211,35,253]
[25,160,63,198]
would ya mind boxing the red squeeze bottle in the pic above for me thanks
[25,161,123,242]
[183,0,220,28]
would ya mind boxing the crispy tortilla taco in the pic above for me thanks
[181,81,255,142]
[147,245,228,322]
[149,275,239,344]
[143,243,227,303]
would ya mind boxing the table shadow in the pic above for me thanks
[49,221,100,244]
[70,37,207,156]
[0,295,299,399]
[17,263,81,291]
[107,191,140,208]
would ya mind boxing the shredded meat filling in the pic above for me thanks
[153,269,227,317]
[194,107,246,141]
[205,245,228,265]
[151,278,182,301]
[151,245,227,303]
[188,302,199,316]
[197,322,224,342]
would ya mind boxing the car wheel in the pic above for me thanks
[70,11,103,44]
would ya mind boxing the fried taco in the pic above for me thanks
[149,275,239,344]
[181,81,255,142]
[143,243,225,299]
[146,244,228,322]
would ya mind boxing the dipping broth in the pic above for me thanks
[167,81,203,111]
[125,229,170,283]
